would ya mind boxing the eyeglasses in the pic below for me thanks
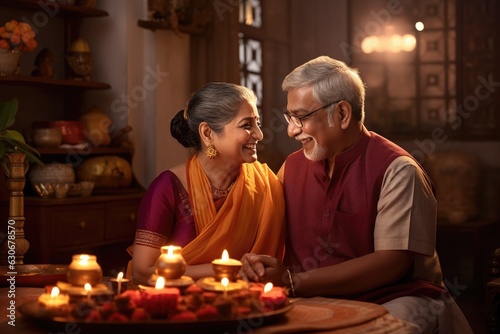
[283,100,342,128]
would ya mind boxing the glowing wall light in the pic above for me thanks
[361,34,416,54]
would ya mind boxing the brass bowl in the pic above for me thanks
[212,261,242,282]
[32,127,62,148]
[0,264,67,287]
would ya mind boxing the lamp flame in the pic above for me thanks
[50,287,60,298]
[155,276,165,289]
[264,282,273,293]
[167,245,174,257]
[221,249,229,261]
[221,277,229,288]
[79,254,90,264]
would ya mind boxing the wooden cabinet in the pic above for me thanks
[0,1,144,273]
[17,193,142,270]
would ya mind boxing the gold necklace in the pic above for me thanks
[211,182,235,199]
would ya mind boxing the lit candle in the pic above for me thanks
[67,254,103,287]
[37,287,70,318]
[110,271,130,295]
[212,250,242,282]
[260,282,287,311]
[117,272,123,294]
[84,283,92,302]
[141,276,180,319]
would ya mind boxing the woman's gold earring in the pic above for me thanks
[206,144,218,159]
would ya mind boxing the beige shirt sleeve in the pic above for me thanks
[374,156,437,256]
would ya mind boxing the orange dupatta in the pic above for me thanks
[180,155,285,264]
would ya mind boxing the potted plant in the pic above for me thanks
[0,97,42,177]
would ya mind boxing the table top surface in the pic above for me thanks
[0,287,412,334]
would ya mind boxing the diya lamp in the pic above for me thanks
[37,286,70,318]
[67,254,103,287]
[141,276,181,318]
[212,249,242,282]
[260,282,287,311]
[155,245,187,279]
[110,272,129,295]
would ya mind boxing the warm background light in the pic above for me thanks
[415,21,425,31]
[361,34,416,54]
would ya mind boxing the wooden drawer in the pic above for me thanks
[52,204,106,248]
[105,200,139,241]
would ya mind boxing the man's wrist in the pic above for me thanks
[286,268,296,297]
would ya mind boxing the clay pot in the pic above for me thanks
[34,121,86,145]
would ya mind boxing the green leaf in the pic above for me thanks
[0,98,18,131]
[0,98,43,168]
[1,137,43,167]
[3,129,26,144]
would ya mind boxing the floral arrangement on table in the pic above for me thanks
[0,20,37,52]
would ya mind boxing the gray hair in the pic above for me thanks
[282,56,365,122]
[171,82,257,151]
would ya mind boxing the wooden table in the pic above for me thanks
[0,287,412,333]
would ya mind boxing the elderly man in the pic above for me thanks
[241,56,472,333]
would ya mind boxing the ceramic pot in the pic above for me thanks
[0,48,21,75]
[34,121,87,145]
[29,162,75,186]
[32,127,63,148]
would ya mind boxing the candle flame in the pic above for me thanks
[155,276,165,289]
[221,249,229,261]
[264,282,273,293]
[50,287,60,298]
[221,277,229,288]
[167,245,174,257]
[79,254,90,264]
[117,272,123,282]
[84,283,92,293]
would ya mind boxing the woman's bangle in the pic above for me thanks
[286,268,296,297]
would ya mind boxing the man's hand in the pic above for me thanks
[240,253,288,286]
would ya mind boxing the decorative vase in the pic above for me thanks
[0,48,21,75]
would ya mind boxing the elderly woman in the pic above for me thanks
[129,82,285,285]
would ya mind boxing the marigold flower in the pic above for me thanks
[0,19,37,51]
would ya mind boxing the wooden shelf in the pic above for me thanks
[0,0,108,17]
[24,190,144,206]
[0,75,110,89]
[137,19,207,35]
[35,146,133,156]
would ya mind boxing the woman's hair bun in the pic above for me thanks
[170,109,197,148]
